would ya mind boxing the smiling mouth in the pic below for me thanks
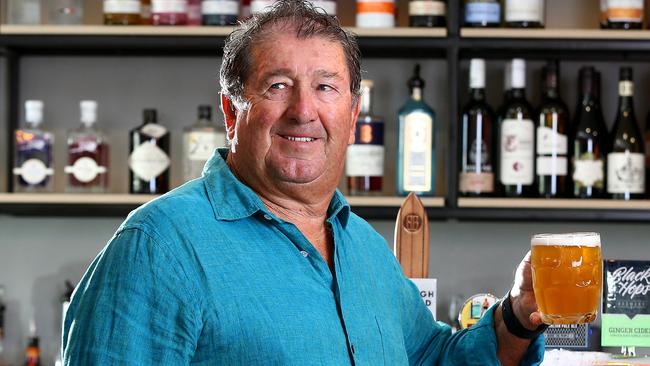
[280,135,317,142]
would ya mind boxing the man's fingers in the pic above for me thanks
[529,311,545,327]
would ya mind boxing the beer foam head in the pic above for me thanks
[531,232,601,247]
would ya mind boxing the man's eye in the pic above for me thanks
[270,83,286,90]
[318,84,333,91]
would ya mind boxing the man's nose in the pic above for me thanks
[286,87,318,124]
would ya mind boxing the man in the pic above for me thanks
[62,1,545,364]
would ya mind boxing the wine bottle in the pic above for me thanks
[397,64,436,196]
[460,59,495,196]
[182,105,225,182]
[464,0,500,27]
[346,79,385,195]
[497,59,535,197]
[504,0,545,28]
[409,0,446,27]
[571,67,608,198]
[536,60,569,198]
[601,0,643,29]
[129,109,171,194]
[607,67,645,200]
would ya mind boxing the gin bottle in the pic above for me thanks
[7,0,41,24]
[65,101,110,193]
[396,64,436,196]
[47,0,83,24]
[129,109,171,194]
[13,100,54,193]
[182,105,225,181]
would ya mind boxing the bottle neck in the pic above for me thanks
[543,87,559,100]
[469,88,486,101]
[359,87,373,114]
[411,87,422,101]
[618,80,634,113]
[511,88,526,99]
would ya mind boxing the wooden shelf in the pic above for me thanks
[458,198,650,210]
[0,25,446,38]
[347,196,444,207]
[461,28,650,40]
[0,193,157,205]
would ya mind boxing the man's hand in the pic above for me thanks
[509,250,545,331]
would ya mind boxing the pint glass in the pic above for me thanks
[531,232,602,325]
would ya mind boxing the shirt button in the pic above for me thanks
[263,214,272,221]
[300,250,309,257]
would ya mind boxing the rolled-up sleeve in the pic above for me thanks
[62,226,202,365]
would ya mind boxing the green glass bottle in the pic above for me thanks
[397,64,436,196]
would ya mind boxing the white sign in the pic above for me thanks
[411,278,437,319]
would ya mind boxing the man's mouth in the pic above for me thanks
[280,135,316,142]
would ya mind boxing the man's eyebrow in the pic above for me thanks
[260,68,294,80]
[314,70,342,79]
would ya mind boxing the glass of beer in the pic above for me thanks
[531,232,602,325]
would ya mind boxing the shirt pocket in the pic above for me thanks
[375,316,409,365]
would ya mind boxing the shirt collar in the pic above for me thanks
[203,148,351,227]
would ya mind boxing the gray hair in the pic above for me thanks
[219,0,362,111]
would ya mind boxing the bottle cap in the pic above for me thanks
[469,58,485,89]
[408,64,425,89]
[143,108,158,124]
[80,100,98,127]
[25,100,44,126]
[511,58,526,89]
[198,105,212,120]
[620,66,633,81]
[360,79,374,89]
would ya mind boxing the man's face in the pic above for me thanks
[227,31,358,192]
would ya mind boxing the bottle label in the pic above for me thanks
[459,172,494,193]
[151,0,188,13]
[465,2,500,24]
[536,126,567,155]
[467,137,492,171]
[346,145,385,177]
[187,131,223,161]
[311,1,337,15]
[505,0,544,22]
[251,0,276,14]
[103,0,141,14]
[619,81,633,97]
[409,1,446,16]
[202,0,239,15]
[64,157,107,183]
[13,159,54,185]
[607,152,644,193]
[129,142,171,181]
[536,156,567,176]
[357,1,395,15]
[402,111,434,192]
[605,0,643,22]
[573,158,604,188]
[141,123,168,139]
[500,118,534,185]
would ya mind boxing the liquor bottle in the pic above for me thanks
[497,59,535,197]
[202,0,239,25]
[645,111,650,197]
[24,320,40,366]
[571,67,608,198]
[460,59,495,196]
[397,64,436,196]
[601,0,643,29]
[47,0,83,25]
[536,60,569,198]
[129,109,171,194]
[187,0,202,25]
[7,0,41,24]
[151,0,188,25]
[463,0,500,27]
[409,0,446,27]
[311,1,337,16]
[182,105,225,181]
[241,0,252,18]
[13,101,54,193]
[607,67,645,200]
[346,80,385,195]
[65,101,110,193]
[356,0,395,28]
[251,0,276,14]
[104,0,141,25]
[141,0,153,24]
[504,0,545,28]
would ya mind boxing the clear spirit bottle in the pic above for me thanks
[7,0,41,24]
[182,105,225,182]
[397,64,436,196]
[65,101,110,193]
[346,79,385,195]
[13,100,54,193]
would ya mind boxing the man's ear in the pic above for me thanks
[348,97,361,145]
[221,93,238,142]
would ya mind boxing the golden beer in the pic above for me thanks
[531,233,602,325]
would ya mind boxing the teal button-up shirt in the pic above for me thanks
[62,148,544,365]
